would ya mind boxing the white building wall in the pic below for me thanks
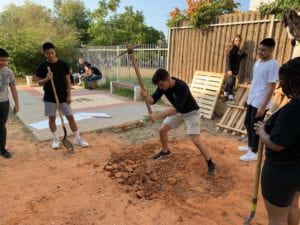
[249,0,275,11]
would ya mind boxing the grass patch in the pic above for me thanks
[109,76,156,94]
[114,87,134,98]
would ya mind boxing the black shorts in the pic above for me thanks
[261,163,300,207]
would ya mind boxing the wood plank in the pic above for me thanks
[216,124,247,134]
[190,71,225,119]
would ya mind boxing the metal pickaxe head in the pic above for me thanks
[112,44,142,62]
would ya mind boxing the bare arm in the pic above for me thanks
[152,108,177,121]
[38,76,50,86]
[140,89,154,104]
[254,121,284,151]
[66,74,72,104]
[9,83,19,113]
[38,68,53,86]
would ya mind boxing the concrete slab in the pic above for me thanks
[12,85,167,141]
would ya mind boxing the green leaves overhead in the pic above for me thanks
[88,3,164,45]
[0,2,79,75]
[259,0,300,18]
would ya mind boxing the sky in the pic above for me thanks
[0,0,250,35]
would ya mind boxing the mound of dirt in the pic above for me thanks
[104,142,235,201]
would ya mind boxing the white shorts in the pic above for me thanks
[163,110,201,135]
[44,101,73,117]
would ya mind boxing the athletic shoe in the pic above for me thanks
[52,138,60,149]
[238,145,251,152]
[239,151,257,162]
[74,138,89,147]
[152,149,171,160]
[207,162,216,175]
[0,149,12,158]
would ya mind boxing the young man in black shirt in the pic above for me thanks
[36,42,89,149]
[140,69,215,175]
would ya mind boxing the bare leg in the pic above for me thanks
[66,115,78,133]
[159,124,172,151]
[49,116,57,133]
[190,134,211,161]
[264,198,291,225]
[288,192,299,225]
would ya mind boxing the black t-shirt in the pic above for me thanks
[151,77,199,114]
[91,66,102,78]
[264,99,300,169]
[36,60,70,103]
[225,45,247,75]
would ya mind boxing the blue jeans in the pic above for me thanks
[86,74,101,82]
[225,75,236,95]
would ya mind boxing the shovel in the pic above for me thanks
[48,67,74,153]
[243,141,264,224]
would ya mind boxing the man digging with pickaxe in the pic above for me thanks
[140,69,216,175]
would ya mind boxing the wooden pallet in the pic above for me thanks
[190,71,225,119]
[216,84,288,136]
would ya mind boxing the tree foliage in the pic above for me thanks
[0,2,80,75]
[88,1,165,45]
[167,0,239,29]
[55,0,91,43]
[0,0,166,74]
[259,0,300,18]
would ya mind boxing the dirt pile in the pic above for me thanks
[104,142,235,201]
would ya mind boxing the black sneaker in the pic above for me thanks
[152,149,171,160]
[0,149,12,159]
[207,162,215,175]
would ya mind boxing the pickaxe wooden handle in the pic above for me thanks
[126,44,153,114]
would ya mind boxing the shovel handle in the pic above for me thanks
[47,67,66,128]
[243,141,264,224]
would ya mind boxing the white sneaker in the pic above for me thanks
[239,151,257,162]
[74,138,89,147]
[238,145,251,152]
[52,138,60,149]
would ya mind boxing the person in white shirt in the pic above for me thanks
[239,38,279,162]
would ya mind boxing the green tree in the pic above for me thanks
[0,2,80,75]
[167,0,239,29]
[88,1,164,45]
[259,0,300,18]
[55,0,91,43]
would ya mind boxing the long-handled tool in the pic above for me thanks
[113,44,153,115]
[48,67,74,153]
[243,141,264,225]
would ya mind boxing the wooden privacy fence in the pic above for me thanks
[167,11,294,85]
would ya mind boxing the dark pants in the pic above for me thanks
[86,74,101,82]
[0,101,9,150]
[225,75,236,95]
[244,105,267,153]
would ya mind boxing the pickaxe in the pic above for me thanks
[113,44,153,115]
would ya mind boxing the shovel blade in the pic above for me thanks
[62,138,74,154]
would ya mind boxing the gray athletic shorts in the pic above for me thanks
[44,101,73,117]
[163,110,201,135]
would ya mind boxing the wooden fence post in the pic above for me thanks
[268,15,275,38]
